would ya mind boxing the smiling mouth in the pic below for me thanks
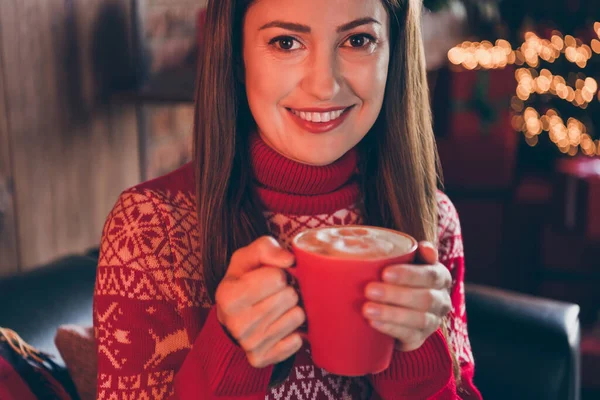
[286,106,354,123]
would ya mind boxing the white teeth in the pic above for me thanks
[291,108,347,122]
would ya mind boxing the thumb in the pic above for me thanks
[416,241,438,265]
[227,236,295,278]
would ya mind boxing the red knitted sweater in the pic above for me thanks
[93,134,482,400]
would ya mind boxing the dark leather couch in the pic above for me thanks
[0,255,581,400]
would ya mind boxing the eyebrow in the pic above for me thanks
[258,17,380,34]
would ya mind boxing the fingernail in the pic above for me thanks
[383,271,398,282]
[367,287,384,299]
[364,306,381,317]
[371,321,384,328]
[288,335,302,351]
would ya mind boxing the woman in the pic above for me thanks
[93,0,482,398]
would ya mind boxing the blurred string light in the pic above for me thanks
[511,108,600,156]
[448,31,594,70]
[447,40,514,70]
[448,22,600,157]
[514,68,598,109]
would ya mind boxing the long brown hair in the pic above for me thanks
[194,0,459,385]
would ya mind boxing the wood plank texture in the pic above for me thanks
[0,30,20,277]
[0,0,140,272]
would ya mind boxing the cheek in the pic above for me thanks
[244,52,299,105]
[345,54,389,104]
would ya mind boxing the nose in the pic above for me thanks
[301,49,341,102]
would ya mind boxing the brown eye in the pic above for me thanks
[269,36,302,51]
[350,36,366,47]
[343,34,376,49]
[278,38,294,50]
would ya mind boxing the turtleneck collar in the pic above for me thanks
[249,132,360,215]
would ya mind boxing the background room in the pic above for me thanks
[0,0,598,399]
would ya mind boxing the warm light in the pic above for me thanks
[565,47,577,62]
[551,35,564,51]
[511,97,525,112]
[448,40,515,69]
[581,45,592,59]
[515,50,525,65]
[541,115,550,131]
[448,47,464,65]
[488,29,598,157]
[526,136,539,147]
[517,85,530,100]
[584,77,598,93]
[516,68,531,80]
[576,58,587,69]
[511,115,525,131]
[524,107,539,120]
[558,137,570,148]
[537,76,551,92]
[497,39,512,52]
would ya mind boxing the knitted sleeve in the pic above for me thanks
[368,329,459,399]
[93,190,273,400]
[436,192,482,400]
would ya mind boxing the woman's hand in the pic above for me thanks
[215,236,306,368]
[362,241,452,352]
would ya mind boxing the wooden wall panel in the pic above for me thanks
[0,38,20,277]
[0,0,140,273]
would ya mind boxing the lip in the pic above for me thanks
[290,106,350,112]
[286,105,354,134]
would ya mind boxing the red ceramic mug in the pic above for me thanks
[289,225,418,376]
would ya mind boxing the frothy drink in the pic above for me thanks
[294,226,414,260]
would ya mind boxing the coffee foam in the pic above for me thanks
[294,226,414,259]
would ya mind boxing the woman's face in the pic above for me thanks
[243,0,390,166]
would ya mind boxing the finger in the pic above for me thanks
[236,266,289,305]
[243,306,305,354]
[382,262,452,289]
[247,333,303,369]
[227,236,295,278]
[363,303,441,332]
[226,286,298,344]
[369,321,424,350]
[255,286,300,328]
[364,284,452,315]
[416,241,438,265]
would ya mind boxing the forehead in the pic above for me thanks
[245,0,388,29]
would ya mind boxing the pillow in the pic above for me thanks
[54,325,97,400]
[0,327,78,400]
